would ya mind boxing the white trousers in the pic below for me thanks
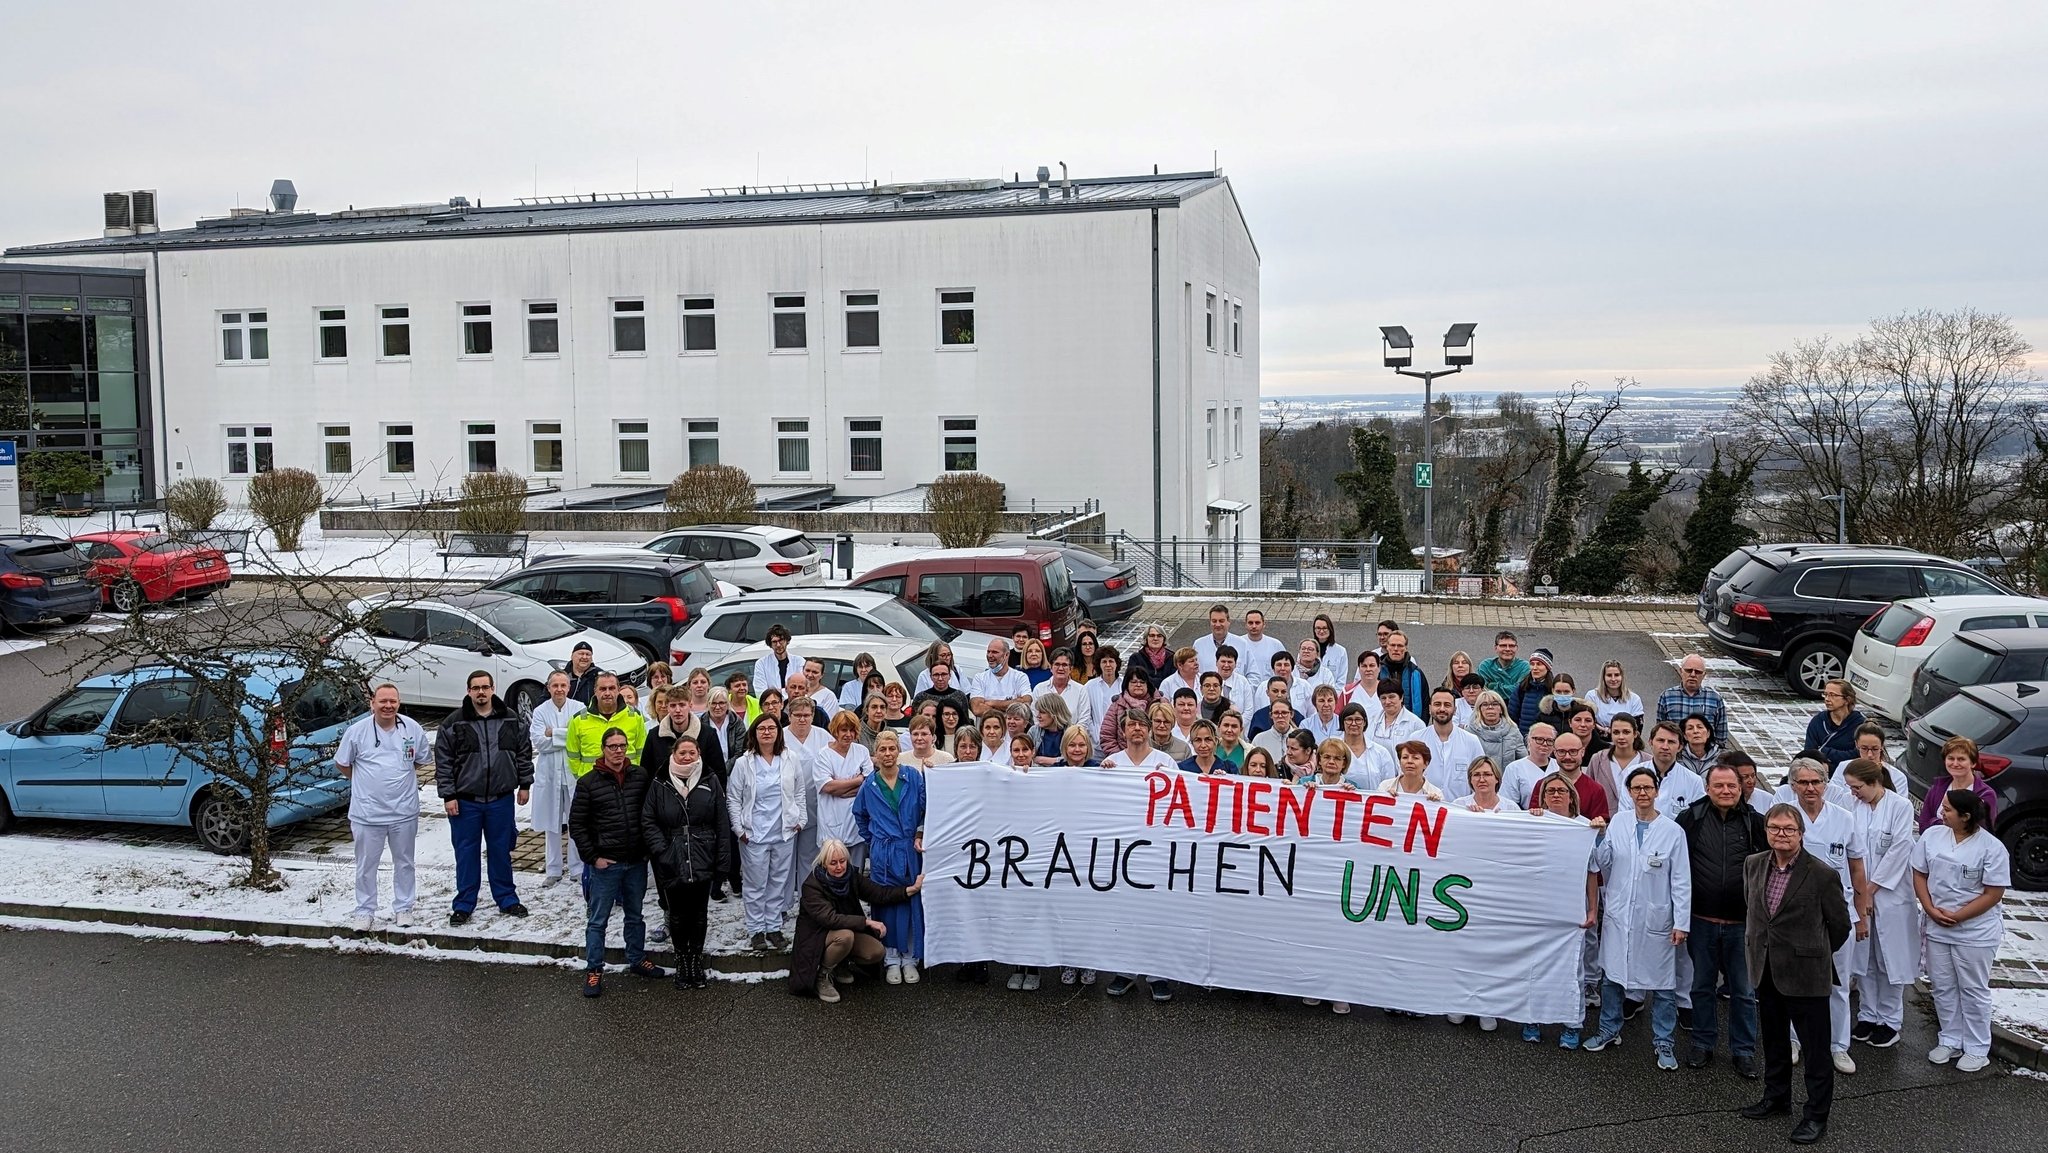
[741,836,796,934]
[1852,934,1907,1029]
[1927,940,1998,1057]
[1826,936,1856,1051]
[541,828,584,880]
[351,818,418,919]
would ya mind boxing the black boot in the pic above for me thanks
[673,957,691,990]
[690,949,709,989]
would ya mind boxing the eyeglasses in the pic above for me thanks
[1766,825,1800,835]
[603,742,628,751]
[1542,786,1573,796]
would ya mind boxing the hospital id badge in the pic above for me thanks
[1962,865,1985,886]
[1648,853,1665,869]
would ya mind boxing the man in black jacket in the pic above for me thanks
[569,727,666,996]
[1675,762,1768,1077]
[910,660,971,724]
[434,670,534,926]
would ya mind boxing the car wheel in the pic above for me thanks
[1786,641,1845,699]
[191,790,251,856]
[506,679,545,720]
[0,786,14,835]
[629,640,660,664]
[112,579,147,613]
[2002,815,2048,892]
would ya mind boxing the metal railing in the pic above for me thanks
[1046,531,1513,596]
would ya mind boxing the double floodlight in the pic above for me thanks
[1380,323,1478,370]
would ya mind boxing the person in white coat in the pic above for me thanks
[1584,767,1693,1070]
[1419,687,1486,800]
[1842,759,1919,1050]
[725,713,810,952]
[812,711,874,869]
[1913,788,2011,1073]
[1829,724,1908,806]
[526,670,586,887]
[752,625,798,694]
[1783,756,1870,1075]
[1367,682,1425,753]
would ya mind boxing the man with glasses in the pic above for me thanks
[1782,755,1870,1076]
[968,639,1031,718]
[1551,732,1610,823]
[570,726,669,996]
[434,670,533,926]
[1501,723,1560,809]
[1739,804,1852,1146]
[1658,656,1730,749]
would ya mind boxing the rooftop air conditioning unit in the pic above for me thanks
[102,190,159,238]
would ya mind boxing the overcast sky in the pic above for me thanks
[5,1,2042,396]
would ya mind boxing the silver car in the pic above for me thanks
[667,588,1001,670]
[641,524,824,591]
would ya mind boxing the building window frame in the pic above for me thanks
[525,300,560,358]
[686,419,720,468]
[1205,407,1217,466]
[843,292,880,351]
[1231,300,1243,355]
[460,302,494,358]
[315,308,347,362]
[218,310,270,365]
[680,296,716,354]
[774,418,812,476]
[1233,406,1245,458]
[224,424,274,476]
[1204,290,1217,351]
[529,421,564,475]
[321,424,352,476]
[611,298,646,356]
[937,288,975,349]
[383,423,416,477]
[464,421,499,473]
[771,293,808,352]
[378,305,412,360]
[941,416,979,472]
[846,417,883,476]
[615,420,651,475]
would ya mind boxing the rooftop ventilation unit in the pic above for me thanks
[269,179,297,212]
[102,190,158,238]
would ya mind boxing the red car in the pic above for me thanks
[70,531,233,612]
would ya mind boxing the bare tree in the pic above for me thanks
[1527,379,1633,585]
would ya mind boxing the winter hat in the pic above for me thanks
[1530,647,1555,668]
[572,640,594,654]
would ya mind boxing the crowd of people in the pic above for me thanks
[335,606,2013,1140]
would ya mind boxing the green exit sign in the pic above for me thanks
[1414,462,1433,488]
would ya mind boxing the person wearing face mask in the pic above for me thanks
[641,734,730,990]
[1842,759,1919,1052]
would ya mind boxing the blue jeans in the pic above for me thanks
[1599,979,1678,1055]
[1689,917,1758,1058]
[585,859,647,971]
[448,794,519,914]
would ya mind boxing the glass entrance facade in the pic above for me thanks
[0,264,153,510]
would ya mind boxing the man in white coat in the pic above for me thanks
[1584,766,1694,1071]
[1190,604,1245,675]
[1419,687,1485,800]
[526,670,586,887]
[336,683,434,930]
[967,639,1032,718]
[1783,756,1870,1075]
[1236,609,1287,683]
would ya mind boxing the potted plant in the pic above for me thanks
[22,450,110,512]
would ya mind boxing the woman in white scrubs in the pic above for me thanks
[1913,788,2010,1073]
[1843,759,1918,1050]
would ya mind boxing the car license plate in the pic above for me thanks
[194,558,217,569]
[1715,611,1730,626]
[1851,671,1868,689]
[50,575,81,587]
[802,561,817,573]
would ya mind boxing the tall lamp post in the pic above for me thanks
[1380,323,1477,595]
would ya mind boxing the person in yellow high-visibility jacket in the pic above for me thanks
[566,672,648,778]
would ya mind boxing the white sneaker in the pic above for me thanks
[1447,1014,1468,1025]
[352,915,374,932]
[1831,1049,1856,1074]
[1332,1001,1351,1014]
[901,962,921,984]
[390,909,413,929]
[1928,1044,1959,1065]
[1006,971,1026,991]
[1021,971,1041,992]
[1079,969,1097,985]
[885,964,903,985]
[1480,1017,1499,1032]
[1303,997,1323,1006]
[1060,967,1078,985]
[1790,1039,1802,1065]
[1957,1053,1990,1072]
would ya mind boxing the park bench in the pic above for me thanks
[438,531,530,572]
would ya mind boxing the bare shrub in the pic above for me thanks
[246,468,324,552]
[665,463,756,525]
[457,469,529,535]
[926,472,1005,547]
[165,477,229,532]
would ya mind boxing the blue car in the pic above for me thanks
[0,533,103,627]
[0,654,359,853]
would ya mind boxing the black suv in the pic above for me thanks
[482,553,720,663]
[1907,628,2048,724]
[1903,681,2048,890]
[1701,543,2010,697]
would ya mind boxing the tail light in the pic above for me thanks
[1978,752,2012,776]
[1103,577,1127,591]
[1730,600,1771,621]
[1038,621,1052,641]
[0,572,45,590]
[766,562,800,577]
[268,712,290,769]
[653,596,689,623]
[1897,616,1935,647]
[671,650,691,666]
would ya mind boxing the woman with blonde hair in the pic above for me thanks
[852,730,928,985]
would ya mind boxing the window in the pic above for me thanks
[321,424,352,475]
[616,421,650,473]
[682,296,716,352]
[461,303,493,356]
[942,417,978,471]
[976,572,1025,617]
[1839,565,1915,604]
[384,424,415,475]
[316,308,347,360]
[1204,291,1217,350]
[816,611,889,636]
[939,289,975,346]
[1923,567,2004,598]
[612,299,645,354]
[526,301,559,355]
[380,306,411,358]
[776,418,811,474]
[847,418,882,474]
[219,311,269,363]
[465,422,498,472]
[917,572,973,618]
[844,292,880,349]
[225,425,274,476]
[1205,408,1217,465]
[1231,301,1243,354]
[687,419,720,468]
[1233,407,1244,457]
[772,294,807,350]
[530,422,563,474]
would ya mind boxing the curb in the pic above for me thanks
[0,900,789,975]
[1910,979,2046,1071]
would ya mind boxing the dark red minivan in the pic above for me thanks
[853,547,1080,653]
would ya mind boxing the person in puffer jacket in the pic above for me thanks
[434,670,534,926]
[569,726,666,996]
[1464,689,1528,771]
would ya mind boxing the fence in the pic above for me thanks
[1050,531,1512,596]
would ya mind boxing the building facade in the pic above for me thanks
[0,263,154,507]
[6,171,1258,541]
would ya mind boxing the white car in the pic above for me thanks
[333,590,646,713]
[640,524,826,591]
[667,588,1002,670]
[702,636,990,710]
[1846,594,2048,721]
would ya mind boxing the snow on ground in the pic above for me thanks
[1996,988,2048,1048]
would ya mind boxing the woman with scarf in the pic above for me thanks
[853,729,928,985]
[641,734,730,989]
[789,838,923,1003]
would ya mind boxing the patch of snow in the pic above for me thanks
[1994,987,2048,1046]
[0,914,581,968]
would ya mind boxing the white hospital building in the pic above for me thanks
[6,168,1260,542]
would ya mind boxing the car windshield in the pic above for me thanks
[469,596,580,644]
[1921,693,2016,746]
[1922,640,1999,686]
[773,535,816,559]
[867,597,956,642]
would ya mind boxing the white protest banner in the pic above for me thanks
[923,764,1596,1022]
